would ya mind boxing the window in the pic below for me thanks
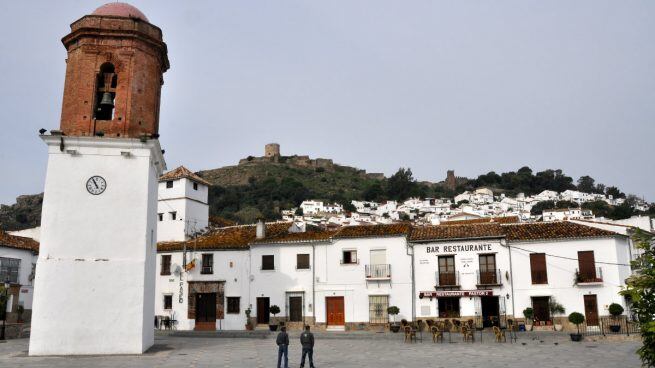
[163,294,173,310]
[158,213,163,222]
[438,256,456,286]
[0,257,20,283]
[262,255,275,270]
[530,253,548,284]
[438,297,460,318]
[166,181,173,188]
[193,182,198,190]
[94,62,117,120]
[342,250,357,264]
[227,297,240,314]
[201,254,213,274]
[296,254,310,269]
[578,251,598,281]
[160,255,171,276]
[478,254,497,284]
[170,211,177,220]
[369,295,389,324]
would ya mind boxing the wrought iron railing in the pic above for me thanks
[579,315,640,336]
[435,271,459,287]
[477,269,502,285]
[365,264,391,279]
[575,267,603,283]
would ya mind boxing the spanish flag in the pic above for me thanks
[184,259,196,272]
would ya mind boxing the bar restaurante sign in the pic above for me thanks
[426,243,493,254]
[419,290,493,298]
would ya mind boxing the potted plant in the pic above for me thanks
[387,306,401,333]
[245,307,254,330]
[269,305,281,331]
[523,308,534,331]
[608,303,624,333]
[568,312,585,341]
[549,299,565,331]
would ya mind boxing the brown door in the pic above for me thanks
[194,293,217,331]
[289,297,303,322]
[578,251,597,281]
[257,297,270,324]
[584,295,599,326]
[531,297,550,324]
[326,297,345,326]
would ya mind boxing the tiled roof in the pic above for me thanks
[334,224,411,239]
[0,231,39,253]
[251,229,337,244]
[441,216,520,226]
[159,166,212,186]
[410,223,505,242]
[502,221,620,241]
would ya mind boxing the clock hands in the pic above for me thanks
[92,178,99,189]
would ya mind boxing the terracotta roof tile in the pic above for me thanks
[159,166,211,186]
[502,221,620,241]
[0,231,39,253]
[252,229,337,244]
[410,223,505,242]
[441,216,520,226]
[334,224,410,239]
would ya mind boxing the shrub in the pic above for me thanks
[523,307,534,321]
[608,303,624,317]
[568,312,585,334]
[269,305,281,323]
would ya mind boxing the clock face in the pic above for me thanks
[86,176,107,195]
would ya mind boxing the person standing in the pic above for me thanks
[276,326,290,368]
[300,325,315,368]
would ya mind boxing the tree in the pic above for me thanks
[577,175,596,193]
[582,200,612,218]
[341,201,356,213]
[609,203,635,220]
[606,186,626,199]
[295,207,304,216]
[386,168,417,202]
[363,182,384,202]
[620,230,655,367]
[530,200,555,215]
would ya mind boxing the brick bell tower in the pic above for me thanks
[30,3,167,356]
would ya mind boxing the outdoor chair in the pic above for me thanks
[404,326,416,343]
[461,325,474,342]
[493,326,506,342]
[431,325,443,343]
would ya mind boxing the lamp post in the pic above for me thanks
[0,278,9,342]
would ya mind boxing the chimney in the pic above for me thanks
[256,219,266,239]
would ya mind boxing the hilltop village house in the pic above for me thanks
[0,232,38,323]
[154,173,637,332]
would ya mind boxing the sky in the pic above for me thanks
[1,1,654,205]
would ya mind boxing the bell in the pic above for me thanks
[100,92,114,107]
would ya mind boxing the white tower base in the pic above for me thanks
[29,136,165,355]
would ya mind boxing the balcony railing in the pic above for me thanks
[435,271,460,288]
[201,266,213,274]
[477,269,502,286]
[575,267,603,284]
[365,264,391,279]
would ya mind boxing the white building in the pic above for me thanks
[542,208,593,222]
[0,231,38,323]
[158,166,211,242]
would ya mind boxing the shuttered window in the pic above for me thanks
[530,253,548,284]
[262,255,275,270]
[296,254,310,269]
[578,251,597,281]
[160,255,171,276]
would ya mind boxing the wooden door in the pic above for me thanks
[326,297,345,326]
[531,297,550,324]
[289,297,303,322]
[584,295,599,326]
[257,297,270,324]
[194,293,216,331]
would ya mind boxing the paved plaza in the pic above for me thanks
[0,332,643,368]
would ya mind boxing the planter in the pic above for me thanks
[525,324,533,331]
[554,324,563,331]
[570,333,583,342]
[609,325,621,333]
[245,324,254,331]
[269,324,279,332]
[390,324,401,333]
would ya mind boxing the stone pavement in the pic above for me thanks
[0,333,642,368]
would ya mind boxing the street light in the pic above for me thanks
[0,278,9,342]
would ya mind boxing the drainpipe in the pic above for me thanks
[312,242,316,324]
[504,238,516,318]
[406,240,415,322]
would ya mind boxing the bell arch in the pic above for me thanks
[94,62,117,120]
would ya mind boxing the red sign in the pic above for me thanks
[419,290,493,298]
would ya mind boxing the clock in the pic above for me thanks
[86,176,107,195]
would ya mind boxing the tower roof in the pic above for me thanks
[92,2,148,22]
[159,166,212,186]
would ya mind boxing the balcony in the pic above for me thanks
[365,264,391,280]
[575,267,603,285]
[435,271,460,289]
[476,269,502,287]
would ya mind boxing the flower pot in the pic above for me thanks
[390,324,401,333]
[269,324,279,332]
[525,324,533,331]
[554,324,563,331]
[246,324,254,331]
[609,325,621,333]
[570,333,583,342]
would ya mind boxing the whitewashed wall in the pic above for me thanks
[157,177,209,242]
[0,247,37,310]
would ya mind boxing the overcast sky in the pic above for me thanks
[1,1,654,205]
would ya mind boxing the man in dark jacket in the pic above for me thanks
[300,325,315,368]
[276,326,290,368]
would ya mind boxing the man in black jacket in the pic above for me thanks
[300,325,315,368]
[276,326,289,368]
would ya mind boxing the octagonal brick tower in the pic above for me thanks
[59,2,169,138]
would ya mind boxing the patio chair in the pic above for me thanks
[404,326,416,343]
[493,326,506,342]
[431,325,443,343]
[461,325,474,342]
